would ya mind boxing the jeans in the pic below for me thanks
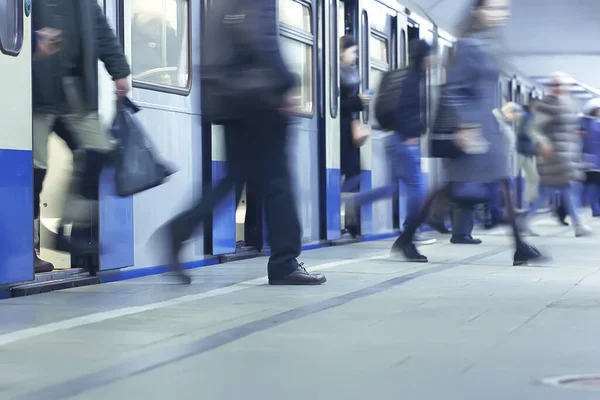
[351,135,422,230]
[524,183,580,224]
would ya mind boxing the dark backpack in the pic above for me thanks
[516,112,537,156]
[373,67,408,132]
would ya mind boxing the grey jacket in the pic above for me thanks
[443,37,511,183]
[533,96,584,186]
[32,0,130,113]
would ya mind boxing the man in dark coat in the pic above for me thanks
[32,0,131,273]
[154,0,326,285]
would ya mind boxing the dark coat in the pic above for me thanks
[32,0,130,113]
[340,64,363,178]
[201,0,296,122]
[443,37,510,183]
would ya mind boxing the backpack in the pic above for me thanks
[516,111,537,156]
[373,67,408,132]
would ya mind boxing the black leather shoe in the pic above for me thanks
[555,205,569,226]
[34,252,54,274]
[513,243,546,266]
[450,235,482,245]
[391,242,428,262]
[269,262,326,285]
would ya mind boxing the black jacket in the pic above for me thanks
[201,0,296,121]
[32,0,130,113]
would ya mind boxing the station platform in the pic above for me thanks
[1,213,599,400]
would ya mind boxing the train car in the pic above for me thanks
[0,0,546,293]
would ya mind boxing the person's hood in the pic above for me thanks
[409,39,431,70]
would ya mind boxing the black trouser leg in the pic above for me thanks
[393,183,450,248]
[501,178,525,249]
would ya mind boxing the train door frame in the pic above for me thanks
[0,0,34,285]
[320,0,344,241]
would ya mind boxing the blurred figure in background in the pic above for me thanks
[339,35,370,237]
[581,98,600,217]
[518,72,593,237]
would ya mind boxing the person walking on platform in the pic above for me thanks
[31,0,131,273]
[393,0,545,266]
[344,39,436,245]
[518,73,594,237]
[153,0,326,286]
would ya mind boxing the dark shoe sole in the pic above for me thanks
[390,249,429,263]
[269,276,327,285]
[34,265,54,274]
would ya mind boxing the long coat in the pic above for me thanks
[533,96,584,186]
[443,37,511,183]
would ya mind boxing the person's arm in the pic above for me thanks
[92,2,131,89]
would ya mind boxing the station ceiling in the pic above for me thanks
[401,0,600,93]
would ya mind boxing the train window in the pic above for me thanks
[279,0,311,32]
[369,35,388,64]
[0,0,24,56]
[329,0,338,118]
[279,0,314,115]
[130,0,190,91]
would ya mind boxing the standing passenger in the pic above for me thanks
[155,0,326,285]
[32,0,131,272]
[339,35,370,236]
[393,0,545,266]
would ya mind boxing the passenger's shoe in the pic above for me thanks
[52,226,99,256]
[427,219,451,234]
[450,235,482,245]
[268,262,326,285]
[165,222,193,284]
[413,233,436,245]
[556,205,569,226]
[391,235,428,262]
[34,252,54,274]
[513,243,546,266]
[575,224,594,237]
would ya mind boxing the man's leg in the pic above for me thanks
[250,111,324,285]
[399,143,435,245]
[450,206,481,244]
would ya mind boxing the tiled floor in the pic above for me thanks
[2,213,599,399]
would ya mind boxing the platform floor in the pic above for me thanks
[1,213,600,399]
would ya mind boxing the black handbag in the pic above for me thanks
[429,95,465,158]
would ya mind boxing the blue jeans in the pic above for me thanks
[524,183,580,223]
[351,135,422,230]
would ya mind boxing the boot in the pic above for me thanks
[34,251,54,274]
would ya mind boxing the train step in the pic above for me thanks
[11,275,100,297]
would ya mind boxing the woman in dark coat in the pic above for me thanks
[392,0,544,266]
[339,35,370,233]
[582,99,600,216]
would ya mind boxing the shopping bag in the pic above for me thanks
[111,97,176,197]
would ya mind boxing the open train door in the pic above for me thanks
[0,0,35,285]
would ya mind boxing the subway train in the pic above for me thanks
[0,0,543,291]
